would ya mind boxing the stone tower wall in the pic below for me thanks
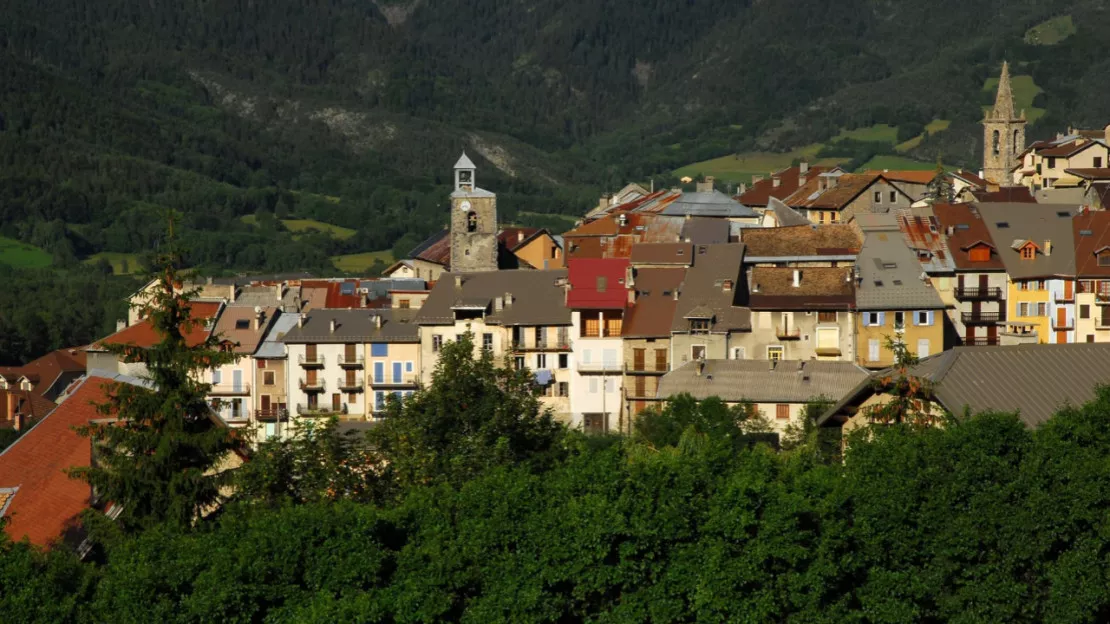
[449,195,498,273]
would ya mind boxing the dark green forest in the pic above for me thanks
[3,1,1110,361]
[6,329,1110,622]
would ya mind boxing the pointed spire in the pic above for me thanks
[454,151,476,170]
[991,61,1016,120]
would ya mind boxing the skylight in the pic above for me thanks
[957,224,970,230]
[1057,211,1071,217]
[996,222,1010,228]
[1081,229,1093,236]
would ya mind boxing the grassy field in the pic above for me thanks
[833,124,899,143]
[673,144,847,184]
[84,252,143,274]
[983,74,1046,124]
[0,236,52,269]
[861,155,939,171]
[895,119,952,152]
[331,250,394,273]
[1025,15,1075,45]
[242,215,357,240]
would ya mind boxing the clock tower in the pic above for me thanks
[449,151,499,273]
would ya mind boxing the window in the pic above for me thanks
[257,359,267,369]
[1096,157,1104,168]
[1088,334,1096,343]
[558,353,568,369]
[398,298,410,309]
[1037,302,1048,316]
[776,404,790,420]
[969,246,991,262]
[514,356,525,370]
[731,347,745,360]
[864,311,884,326]
[235,319,250,330]
[992,130,999,155]
[212,369,222,385]
[373,362,384,384]
[466,211,477,232]
[1021,246,1035,260]
[371,343,388,357]
[375,392,387,411]
[432,335,443,352]
[589,378,599,394]
[1081,304,1091,320]
[405,361,413,373]
[767,346,784,361]
[583,317,601,338]
[817,311,837,323]
[348,393,358,403]
[264,371,275,385]
[1099,254,1110,267]
[536,354,547,369]
[1018,302,1029,317]
[691,345,706,360]
[482,333,493,351]
[557,382,569,397]
[917,339,930,359]
[873,191,881,203]
[894,312,905,331]
[690,319,710,333]
[889,191,897,203]
[915,311,932,326]
[1048,157,1056,169]
[868,339,880,362]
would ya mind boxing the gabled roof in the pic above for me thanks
[563,213,685,259]
[1073,210,1110,278]
[949,170,989,189]
[91,301,223,351]
[1063,168,1110,181]
[408,230,452,267]
[821,343,1110,429]
[623,268,686,338]
[671,244,750,332]
[977,203,1078,279]
[855,214,945,310]
[679,216,731,244]
[211,307,280,354]
[868,169,937,185]
[895,207,955,273]
[0,371,152,547]
[498,227,543,252]
[741,223,860,258]
[281,308,419,343]
[747,267,855,310]
[932,203,1006,271]
[786,173,897,210]
[2,348,87,401]
[766,197,811,227]
[254,312,302,359]
[566,259,630,310]
[736,164,834,208]
[1035,139,1104,158]
[659,359,870,404]
[415,270,572,326]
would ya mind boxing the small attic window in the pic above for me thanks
[698,246,708,255]
[874,279,883,287]
[882,262,897,269]
[1099,254,1110,267]
[893,279,903,286]
[1021,245,1035,260]
[996,222,1010,229]
[1080,229,1093,236]
[235,319,250,330]
[957,224,971,230]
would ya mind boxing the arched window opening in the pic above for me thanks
[992,130,1000,155]
[1014,129,1020,150]
[467,211,477,232]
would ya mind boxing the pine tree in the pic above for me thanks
[926,157,955,204]
[71,227,245,533]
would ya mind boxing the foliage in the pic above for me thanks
[926,158,955,203]
[867,337,942,426]
[0,428,21,452]
[70,253,246,534]
[0,532,96,623]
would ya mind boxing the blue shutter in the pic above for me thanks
[877,312,886,326]
[374,362,384,384]
[405,361,413,372]
[393,362,402,383]
[371,343,388,357]
[927,311,935,326]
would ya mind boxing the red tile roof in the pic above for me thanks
[566,259,630,309]
[497,227,542,252]
[932,203,1006,271]
[563,213,684,259]
[95,302,222,350]
[736,165,833,207]
[0,376,115,547]
[867,170,937,185]
[785,173,887,210]
[1037,139,1099,158]
[1073,210,1110,278]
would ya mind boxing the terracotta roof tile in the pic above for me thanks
[747,267,855,310]
[867,170,937,185]
[1073,210,1110,278]
[786,173,885,210]
[736,165,833,207]
[94,301,222,350]
[1063,168,1110,180]
[932,203,1006,271]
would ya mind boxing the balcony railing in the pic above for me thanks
[961,311,1001,324]
[296,403,348,417]
[577,361,622,374]
[298,354,326,368]
[255,408,289,423]
[1051,318,1074,330]
[776,326,801,340]
[338,354,365,368]
[299,378,326,392]
[1053,291,1075,303]
[370,374,419,388]
[511,339,572,352]
[624,363,668,375]
[955,286,1002,300]
[964,337,1000,346]
[209,383,251,395]
[223,409,251,423]
[337,376,365,392]
[1096,292,1110,305]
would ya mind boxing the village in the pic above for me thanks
[6,62,1110,546]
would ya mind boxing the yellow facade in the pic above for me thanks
[514,233,564,270]
[366,342,421,417]
[1007,279,1050,343]
[855,310,945,369]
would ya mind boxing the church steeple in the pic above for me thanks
[982,61,1027,186]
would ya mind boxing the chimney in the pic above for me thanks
[504,292,513,306]
[297,315,305,328]
[672,289,680,301]
[454,275,463,288]
[793,269,802,287]
[1044,240,1052,256]
[752,174,764,184]
[696,177,715,193]
[946,225,954,235]
[5,394,15,426]
[618,213,628,227]
[116,319,127,332]
[254,306,264,330]
[738,182,747,194]
[494,296,503,312]
[229,285,236,301]
[207,276,214,285]
[374,314,382,329]
[627,288,636,305]
[768,360,776,371]
[518,230,525,243]
[772,176,781,188]
[800,161,809,175]
[276,283,284,300]
[329,318,337,333]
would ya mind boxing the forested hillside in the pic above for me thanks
[1,0,1110,275]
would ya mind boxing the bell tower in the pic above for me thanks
[449,152,499,273]
[982,61,1027,187]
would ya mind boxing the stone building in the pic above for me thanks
[982,61,1027,186]
[449,152,499,273]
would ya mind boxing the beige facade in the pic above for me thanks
[622,337,670,421]
[856,310,945,368]
[737,310,855,362]
[514,232,564,270]
[367,341,420,417]
[838,180,914,224]
[1016,140,1109,190]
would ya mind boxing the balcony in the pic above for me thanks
[511,339,572,352]
[961,311,1001,324]
[1097,293,1110,305]
[299,378,326,393]
[1097,317,1110,330]
[1051,318,1074,330]
[964,337,1000,346]
[338,354,364,368]
[296,403,348,417]
[776,326,801,340]
[223,410,251,424]
[298,354,325,368]
[577,361,623,374]
[955,286,1002,300]
[208,383,251,396]
[337,376,365,392]
[1053,291,1075,303]
[255,408,289,423]
[370,374,419,389]
[624,363,668,375]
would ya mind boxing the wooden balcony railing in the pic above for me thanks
[955,286,1002,300]
[961,311,1001,324]
[776,326,801,340]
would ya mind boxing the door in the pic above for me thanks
[1065,280,1074,300]
[633,348,645,372]
[332,393,341,411]
[634,377,646,398]
[346,369,357,387]
[306,369,317,386]
[978,274,988,289]
[261,395,271,413]
[345,343,356,363]
[655,349,667,371]
[987,324,998,345]
[971,301,981,323]
[306,344,317,363]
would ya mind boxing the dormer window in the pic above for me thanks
[596,276,607,292]
[1097,247,1110,267]
[1021,245,1035,260]
[969,245,991,262]
[690,319,711,333]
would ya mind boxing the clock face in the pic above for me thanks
[459,200,472,211]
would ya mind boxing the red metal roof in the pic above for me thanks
[0,377,113,547]
[324,281,365,309]
[566,259,630,309]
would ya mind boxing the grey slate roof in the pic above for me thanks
[855,213,945,310]
[254,312,302,358]
[658,359,870,404]
[821,343,1110,429]
[768,197,811,227]
[977,203,1078,279]
[660,191,758,219]
[454,152,476,169]
[281,308,420,344]
[414,269,572,327]
[680,217,730,244]
[671,244,751,332]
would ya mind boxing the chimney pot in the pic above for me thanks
[722,279,733,292]
[752,175,764,184]
[800,161,809,175]
[329,319,337,333]
[504,291,513,305]
[116,319,127,332]
[738,182,747,194]
[297,315,304,328]
[772,176,781,188]
[792,269,802,287]
[454,275,463,288]
[374,314,382,329]
[1044,240,1052,256]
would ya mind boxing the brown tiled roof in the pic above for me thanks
[786,173,886,210]
[867,170,936,184]
[741,224,860,257]
[629,243,693,266]
[736,165,833,207]
[932,203,1005,271]
[211,306,280,353]
[623,268,686,338]
[950,170,988,188]
[1063,168,1110,180]
[411,230,452,266]
[971,187,1036,203]
[564,213,684,259]
[1037,139,1099,158]
[92,301,223,350]
[498,227,542,252]
[7,348,87,400]
[1073,211,1110,278]
[671,244,750,332]
[747,267,854,310]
